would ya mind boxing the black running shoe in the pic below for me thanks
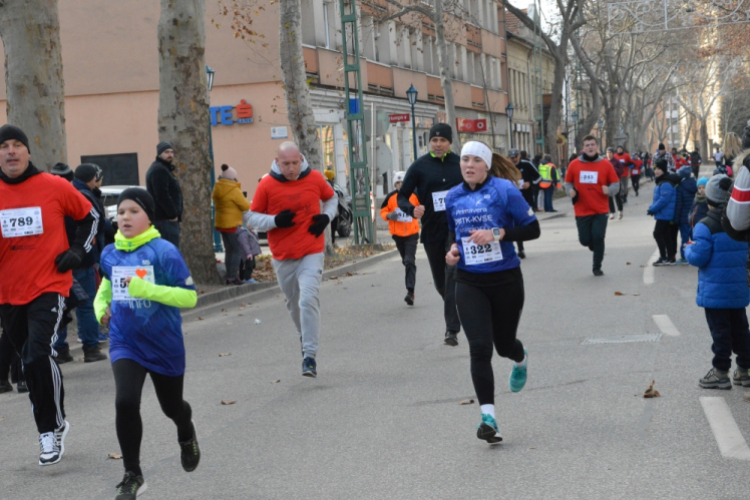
[444,331,459,346]
[0,379,12,394]
[302,357,317,378]
[404,292,414,306]
[115,472,147,500]
[180,421,201,472]
[518,250,526,259]
[16,380,28,393]
[593,269,604,277]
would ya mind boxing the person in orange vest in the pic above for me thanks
[538,154,560,212]
[381,171,420,306]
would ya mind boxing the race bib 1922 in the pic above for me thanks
[579,171,598,184]
[461,237,503,266]
[432,190,449,212]
[111,266,155,302]
[0,207,43,238]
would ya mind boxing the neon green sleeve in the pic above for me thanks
[94,278,113,323]
[128,276,198,309]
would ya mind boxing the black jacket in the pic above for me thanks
[146,157,183,221]
[517,159,541,205]
[69,179,105,267]
[397,151,463,243]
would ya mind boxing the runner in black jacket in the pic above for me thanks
[398,123,464,346]
[508,149,541,258]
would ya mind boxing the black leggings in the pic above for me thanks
[653,220,677,260]
[455,275,525,406]
[112,359,193,476]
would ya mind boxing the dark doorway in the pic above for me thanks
[80,153,139,186]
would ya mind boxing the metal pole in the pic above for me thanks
[410,103,417,161]
[208,109,223,253]
[509,118,513,149]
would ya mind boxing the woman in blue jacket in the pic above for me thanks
[648,160,678,265]
[685,175,750,389]
[445,142,540,444]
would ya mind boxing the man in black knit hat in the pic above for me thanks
[146,141,183,247]
[398,123,463,346]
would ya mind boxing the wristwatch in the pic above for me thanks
[492,227,501,241]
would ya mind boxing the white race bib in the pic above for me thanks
[111,266,155,302]
[432,190,449,212]
[461,237,503,266]
[580,171,598,184]
[0,207,43,238]
[394,208,412,223]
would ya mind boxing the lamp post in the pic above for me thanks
[505,103,515,149]
[597,118,603,146]
[206,65,223,253]
[572,111,579,149]
[406,84,418,161]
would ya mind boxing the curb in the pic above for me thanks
[181,248,399,322]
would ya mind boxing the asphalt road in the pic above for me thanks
[3,174,750,499]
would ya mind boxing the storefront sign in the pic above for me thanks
[389,113,410,123]
[210,99,253,126]
[456,118,487,132]
[271,127,288,139]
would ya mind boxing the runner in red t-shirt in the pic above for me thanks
[615,146,633,204]
[564,135,621,276]
[0,125,98,467]
[630,156,643,196]
[246,142,337,378]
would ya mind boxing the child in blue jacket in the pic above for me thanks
[648,160,678,265]
[94,188,199,499]
[689,177,709,237]
[685,175,750,390]
[673,166,697,263]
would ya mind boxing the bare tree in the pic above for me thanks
[158,0,221,284]
[0,0,66,170]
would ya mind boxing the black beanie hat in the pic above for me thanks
[654,159,668,172]
[74,163,101,183]
[658,143,666,151]
[117,187,156,222]
[157,141,174,156]
[429,123,452,144]
[51,162,74,181]
[0,124,30,153]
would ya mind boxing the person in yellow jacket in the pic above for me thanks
[538,154,560,213]
[381,171,420,305]
[212,164,250,285]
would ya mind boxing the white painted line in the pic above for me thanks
[652,314,680,336]
[643,249,660,285]
[700,397,750,460]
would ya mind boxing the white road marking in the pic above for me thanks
[700,397,750,460]
[643,249,660,285]
[652,314,680,336]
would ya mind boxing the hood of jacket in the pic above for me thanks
[678,165,692,179]
[213,177,241,200]
[0,161,42,185]
[270,155,312,183]
[578,153,604,163]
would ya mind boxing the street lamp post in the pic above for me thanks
[505,103,515,150]
[206,65,223,253]
[597,119,603,146]
[406,84,418,161]
[572,111,579,149]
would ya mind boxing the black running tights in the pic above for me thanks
[455,277,525,406]
[112,359,193,476]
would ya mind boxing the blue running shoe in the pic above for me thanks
[509,349,528,392]
[476,414,502,444]
[302,357,317,378]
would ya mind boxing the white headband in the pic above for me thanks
[460,141,493,170]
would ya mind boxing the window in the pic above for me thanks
[363,16,376,60]
[81,153,139,187]
[301,0,315,45]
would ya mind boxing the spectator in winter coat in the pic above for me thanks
[648,160,678,265]
[686,174,750,389]
[146,142,183,247]
[690,150,702,179]
[690,177,710,238]
[237,224,262,283]
[653,143,676,172]
[674,166,697,263]
[212,164,250,285]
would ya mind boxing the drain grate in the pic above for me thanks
[582,333,662,345]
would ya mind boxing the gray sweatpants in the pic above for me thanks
[272,252,325,359]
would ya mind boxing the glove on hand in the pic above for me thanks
[55,246,86,273]
[274,209,296,228]
[386,211,399,221]
[647,210,654,216]
[308,214,330,237]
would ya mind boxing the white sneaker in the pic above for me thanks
[39,432,61,466]
[618,212,623,220]
[609,214,616,220]
[54,420,70,459]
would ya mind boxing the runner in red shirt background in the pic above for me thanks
[0,124,98,466]
[614,146,632,204]
[565,135,621,277]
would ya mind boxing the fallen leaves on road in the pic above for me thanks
[271,379,281,384]
[0,417,4,421]
[643,380,661,398]
[218,353,231,357]
[221,400,236,405]
[743,393,750,402]
[197,317,204,321]
[614,291,624,296]
[108,453,122,460]
[458,399,475,405]
[626,262,631,265]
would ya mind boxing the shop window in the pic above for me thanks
[81,153,138,187]
[316,125,336,170]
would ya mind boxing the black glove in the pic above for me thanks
[274,209,296,228]
[647,210,654,216]
[55,246,86,273]
[386,211,399,221]
[308,214,330,237]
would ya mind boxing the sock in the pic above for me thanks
[515,353,527,368]
[480,404,495,419]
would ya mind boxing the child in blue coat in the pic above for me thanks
[648,160,678,265]
[685,175,750,389]
[94,188,199,499]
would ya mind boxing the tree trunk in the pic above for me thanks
[546,49,566,165]
[433,0,460,151]
[279,0,335,254]
[158,0,221,284]
[0,0,66,171]
[700,118,709,161]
